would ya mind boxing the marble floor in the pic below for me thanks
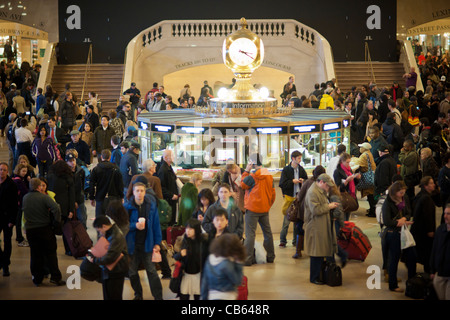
[0,197,428,301]
[0,136,433,301]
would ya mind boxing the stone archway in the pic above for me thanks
[123,19,335,100]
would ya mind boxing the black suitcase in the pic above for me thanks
[320,261,342,287]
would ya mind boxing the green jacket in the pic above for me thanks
[399,148,419,177]
[178,182,198,226]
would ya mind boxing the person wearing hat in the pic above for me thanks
[123,82,141,110]
[151,92,166,111]
[120,141,142,196]
[374,144,398,200]
[356,142,377,217]
[66,129,91,165]
[318,87,334,110]
[65,152,87,228]
[241,153,276,266]
[303,173,339,285]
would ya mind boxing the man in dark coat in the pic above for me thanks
[279,151,308,247]
[0,162,18,276]
[156,149,179,226]
[89,149,124,218]
[66,130,91,165]
[120,142,142,195]
[382,112,404,161]
[374,144,397,198]
[92,115,116,160]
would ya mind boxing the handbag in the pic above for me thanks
[401,224,416,250]
[408,106,420,126]
[169,261,184,294]
[356,153,374,190]
[281,195,295,216]
[340,191,359,213]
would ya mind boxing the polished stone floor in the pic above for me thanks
[0,196,430,301]
[0,136,433,301]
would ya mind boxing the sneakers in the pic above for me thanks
[18,240,29,247]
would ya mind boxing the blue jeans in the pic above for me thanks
[280,215,298,244]
[128,244,163,300]
[384,229,417,290]
[244,211,275,264]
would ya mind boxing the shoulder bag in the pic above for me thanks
[356,153,375,190]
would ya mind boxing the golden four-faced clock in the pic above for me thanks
[222,17,265,77]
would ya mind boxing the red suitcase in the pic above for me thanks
[338,222,372,261]
[166,226,185,246]
[237,275,248,300]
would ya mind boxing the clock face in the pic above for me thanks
[228,38,258,67]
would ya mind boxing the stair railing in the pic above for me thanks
[80,44,93,102]
[364,41,376,84]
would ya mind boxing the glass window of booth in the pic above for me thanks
[321,122,343,166]
[253,126,288,169]
[289,124,321,169]
[146,123,176,163]
[175,126,209,169]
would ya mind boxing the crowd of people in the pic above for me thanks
[1,51,450,300]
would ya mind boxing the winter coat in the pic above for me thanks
[383,117,404,152]
[374,154,397,195]
[119,150,141,188]
[178,182,199,227]
[241,168,276,213]
[202,200,244,239]
[279,163,308,197]
[200,254,243,300]
[303,182,337,257]
[32,136,55,162]
[124,194,162,255]
[94,223,129,280]
[91,125,115,154]
[60,100,76,128]
[399,148,419,177]
[47,171,75,219]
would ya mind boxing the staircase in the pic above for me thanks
[334,62,406,93]
[50,64,124,113]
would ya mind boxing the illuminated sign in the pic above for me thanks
[179,126,206,134]
[256,127,284,134]
[139,122,148,130]
[291,125,319,133]
[343,119,349,128]
[322,122,341,131]
[150,124,174,133]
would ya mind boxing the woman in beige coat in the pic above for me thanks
[357,142,377,217]
[303,173,338,284]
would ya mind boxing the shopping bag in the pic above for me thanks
[401,224,416,250]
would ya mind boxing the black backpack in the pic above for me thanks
[6,124,15,147]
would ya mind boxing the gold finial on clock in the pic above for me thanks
[240,17,248,29]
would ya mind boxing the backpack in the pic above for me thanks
[6,124,15,147]
[157,198,172,230]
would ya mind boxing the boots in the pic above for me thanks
[292,235,304,259]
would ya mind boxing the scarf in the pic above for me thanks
[341,163,355,197]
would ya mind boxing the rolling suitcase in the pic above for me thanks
[166,226,185,246]
[237,275,248,300]
[63,216,93,258]
[338,221,372,261]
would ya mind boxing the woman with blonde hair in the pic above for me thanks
[357,142,377,217]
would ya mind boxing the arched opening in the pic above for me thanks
[162,64,293,105]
